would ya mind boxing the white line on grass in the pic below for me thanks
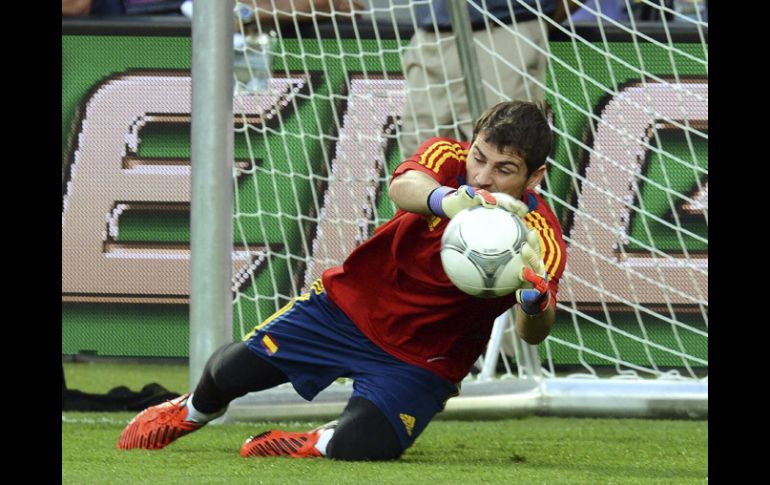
[62,415,127,425]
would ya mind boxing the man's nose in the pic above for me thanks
[474,166,493,188]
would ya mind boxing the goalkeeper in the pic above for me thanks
[118,101,567,460]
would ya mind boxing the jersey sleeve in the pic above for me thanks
[523,209,567,303]
[392,137,468,187]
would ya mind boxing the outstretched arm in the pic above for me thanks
[388,170,440,215]
[389,170,504,218]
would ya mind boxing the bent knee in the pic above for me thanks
[326,433,404,461]
[324,396,407,461]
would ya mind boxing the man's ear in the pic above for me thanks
[526,165,547,190]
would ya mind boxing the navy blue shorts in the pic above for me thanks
[243,281,458,449]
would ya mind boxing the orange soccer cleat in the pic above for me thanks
[117,393,203,450]
[240,430,322,458]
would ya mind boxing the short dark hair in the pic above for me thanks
[471,101,553,176]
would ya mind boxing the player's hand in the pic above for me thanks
[515,229,551,315]
[491,192,530,219]
[428,185,497,218]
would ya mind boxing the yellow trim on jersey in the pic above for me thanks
[524,213,547,260]
[433,149,466,174]
[524,212,563,279]
[425,141,453,168]
[528,215,558,277]
[422,141,453,170]
[426,214,442,231]
[543,228,561,278]
[242,279,325,341]
[418,141,467,173]
[418,141,446,170]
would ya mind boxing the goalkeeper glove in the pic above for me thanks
[490,192,530,219]
[515,229,551,316]
[428,185,497,218]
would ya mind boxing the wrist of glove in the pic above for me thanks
[428,185,497,218]
[516,267,551,316]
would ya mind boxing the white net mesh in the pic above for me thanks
[229,1,707,392]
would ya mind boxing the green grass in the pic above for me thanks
[62,362,707,484]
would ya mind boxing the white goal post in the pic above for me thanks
[201,0,708,421]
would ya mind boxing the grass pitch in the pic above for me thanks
[62,362,707,484]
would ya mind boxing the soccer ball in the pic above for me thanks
[440,200,529,298]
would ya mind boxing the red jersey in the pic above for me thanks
[322,137,567,382]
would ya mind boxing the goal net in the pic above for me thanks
[223,0,707,421]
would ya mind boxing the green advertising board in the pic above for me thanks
[62,20,706,370]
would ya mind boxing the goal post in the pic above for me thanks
[189,0,235,395]
[212,0,707,421]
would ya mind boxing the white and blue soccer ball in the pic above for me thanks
[440,195,529,298]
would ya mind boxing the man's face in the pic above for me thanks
[465,133,542,199]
